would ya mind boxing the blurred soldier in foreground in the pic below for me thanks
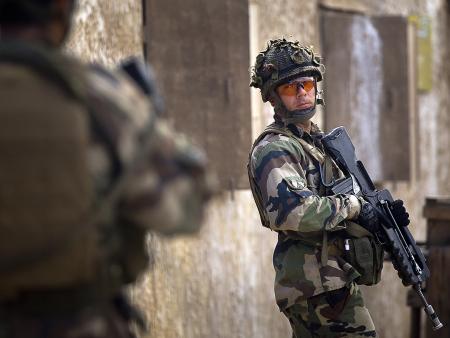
[248,39,410,337]
[0,0,211,337]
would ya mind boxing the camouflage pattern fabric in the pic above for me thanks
[85,63,211,236]
[248,121,362,310]
[83,59,212,283]
[0,42,211,292]
[0,41,212,335]
[283,282,376,337]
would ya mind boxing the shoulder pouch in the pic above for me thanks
[342,222,384,285]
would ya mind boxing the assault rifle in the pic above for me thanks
[322,126,443,331]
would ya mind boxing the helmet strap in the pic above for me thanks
[316,80,325,106]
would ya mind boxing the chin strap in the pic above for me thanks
[283,106,316,125]
[316,80,325,106]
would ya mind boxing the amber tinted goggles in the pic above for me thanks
[278,78,315,97]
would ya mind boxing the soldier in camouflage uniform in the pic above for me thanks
[248,39,409,337]
[0,1,211,337]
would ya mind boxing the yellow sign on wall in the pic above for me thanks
[409,15,433,92]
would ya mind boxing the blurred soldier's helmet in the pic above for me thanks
[250,38,325,123]
[0,0,74,25]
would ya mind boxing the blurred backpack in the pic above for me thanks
[0,41,101,298]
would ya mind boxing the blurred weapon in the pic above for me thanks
[322,126,443,331]
[120,57,165,116]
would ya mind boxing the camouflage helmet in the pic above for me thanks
[250,38,324,103]
[250,39,325,124]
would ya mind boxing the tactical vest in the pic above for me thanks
[0,41,155,301]
[248,123,384,285]
[247,122,343,229]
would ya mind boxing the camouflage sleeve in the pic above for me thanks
[118,118,212,236]
[87,66,212,236]
[251,136,360,233]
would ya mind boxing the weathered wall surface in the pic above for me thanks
[250,0,323,137]
[66,0,143,65]
[66,0,449,337]
[322,0,450,200]
[254,0,319,48]
[133,192,289,338]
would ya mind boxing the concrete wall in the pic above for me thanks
[132,192,289,338]
[66,0,450,337]
[250,0,323,137]
[66,0,143,65]
[322,0,450,200]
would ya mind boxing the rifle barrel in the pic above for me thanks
[413,284,443,331]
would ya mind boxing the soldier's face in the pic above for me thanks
[275,76,316,111]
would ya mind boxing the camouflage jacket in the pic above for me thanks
[0,41,211,299]
[248,121,361,311]
[69,50,213,286]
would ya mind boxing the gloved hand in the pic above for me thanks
[390,199,410,227]
[357,201,380,233]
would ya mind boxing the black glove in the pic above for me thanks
[357,202,380,233]
[390,199,410,227]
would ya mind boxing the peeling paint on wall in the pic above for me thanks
[349,16,383,181]
[254,0,320,51]
[66,0,143,66]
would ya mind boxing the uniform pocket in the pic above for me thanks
[282,176,313,199]
[308,286,351,320]
[283,176,306,190]
[344,236,384,286]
